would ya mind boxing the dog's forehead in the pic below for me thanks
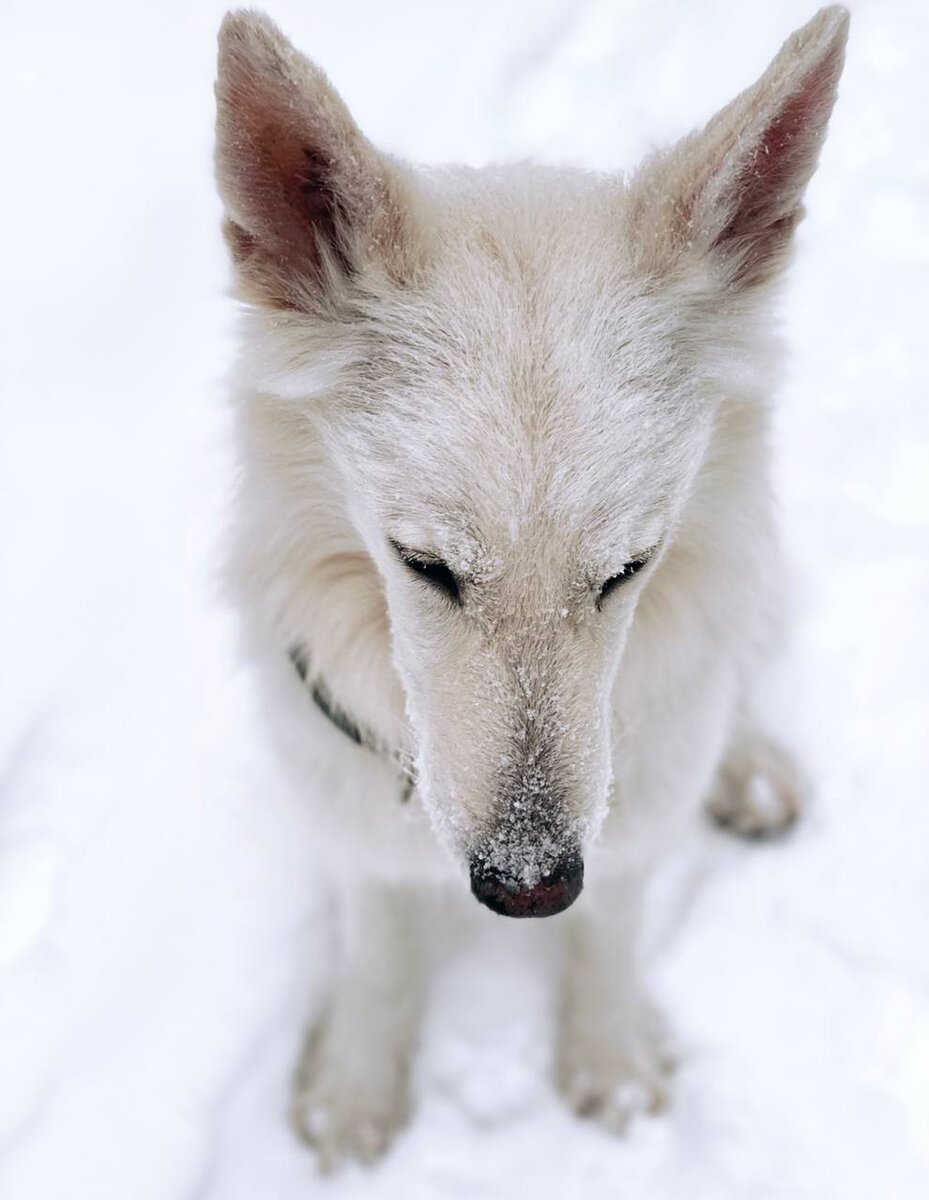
[352,201,704,560]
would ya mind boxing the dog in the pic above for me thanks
[214,5,848,1169]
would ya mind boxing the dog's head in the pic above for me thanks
[215,9,847,915]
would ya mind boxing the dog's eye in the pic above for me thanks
[391,541,461,605]
[596,555,652,608]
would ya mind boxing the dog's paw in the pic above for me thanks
[707,730,808,840]
[557,1002,676,1134]
[291,1019,410,1172]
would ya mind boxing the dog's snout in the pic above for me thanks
[469,853,584,918]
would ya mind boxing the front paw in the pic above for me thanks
[708,730,808,839]
[291,1015,411,1172]
[557,1000,675,1134]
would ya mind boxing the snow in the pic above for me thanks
[1,0,928,1196]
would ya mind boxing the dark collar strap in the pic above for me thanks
[288,643,414,801]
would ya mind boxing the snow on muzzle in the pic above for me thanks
[463,679,594,917]
[467,773,585,918]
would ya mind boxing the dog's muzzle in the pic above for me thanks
[469,853,584,918]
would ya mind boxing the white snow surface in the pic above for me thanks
[1,1,928,1196]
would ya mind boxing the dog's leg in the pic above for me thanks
[557,870,674,1133]
[707,722,808,839]
[291,882,422,1171]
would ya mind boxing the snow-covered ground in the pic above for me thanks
[1,1,927,1196]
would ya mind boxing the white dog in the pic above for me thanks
[214,6,848,1169]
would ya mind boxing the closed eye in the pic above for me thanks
[596,554,653,608]
[390,540,461,605]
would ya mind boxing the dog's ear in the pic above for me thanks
[215,11,419,310]
[627,6,848,291]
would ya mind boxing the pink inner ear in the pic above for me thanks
[221,62,352,285]
[217,21,419,307]
[261,129,347,267]
[712,59,836,282]
[294,147,352,274]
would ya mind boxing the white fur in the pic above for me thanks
[214,5,848,1168]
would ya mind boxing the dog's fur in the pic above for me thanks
[214,6,848,1168]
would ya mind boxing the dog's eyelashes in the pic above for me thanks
[390,541,461,605]
[597,556,652,608]
[406,557,461,603]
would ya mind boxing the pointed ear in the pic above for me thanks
[214,11,420,311]
[626,6,849,291]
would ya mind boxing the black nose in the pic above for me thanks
[469,853,584,918]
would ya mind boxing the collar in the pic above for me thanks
[288,643,414,802]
